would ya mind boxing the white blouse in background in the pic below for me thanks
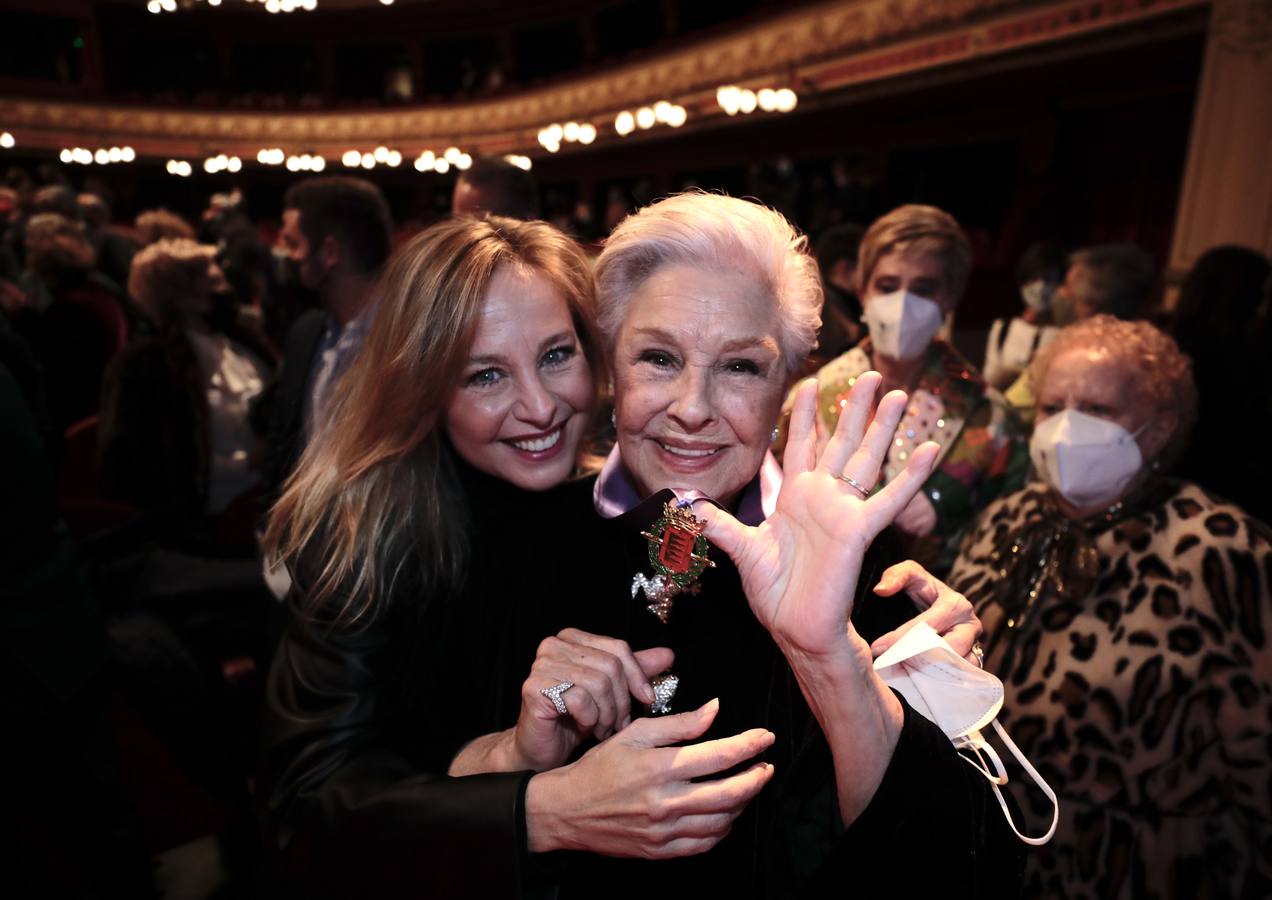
[186,329,268,513]
[982,317,1058,391]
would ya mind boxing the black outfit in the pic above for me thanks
[255,308,326,515]
[261,462,1023,898]
[0,361,157,898]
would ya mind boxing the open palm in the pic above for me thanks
[700,374,940,658]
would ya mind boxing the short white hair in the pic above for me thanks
[595,192,822,373]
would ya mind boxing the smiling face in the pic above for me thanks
[443,264,595,491]
[612,264,787,507]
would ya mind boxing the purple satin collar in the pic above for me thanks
[591,444,782,526]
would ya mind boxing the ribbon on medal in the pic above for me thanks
[632,498,715,623]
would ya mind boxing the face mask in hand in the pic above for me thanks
[874,622,1058,846]
[864,290,944,361]
[1019,279,1054,314]
[1030,409,1145,510]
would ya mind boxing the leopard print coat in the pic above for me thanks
[949,480,1272,900]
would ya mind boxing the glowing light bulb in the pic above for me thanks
[227,156,242,172]
[61,149,73,163]
[386,150,402,167]
[563,122,580,142]
[95,149,110,165]
[666,105,687,128]
[654,100,672,123]
[0,132,14,149]
[310,156,325,172]
[615,111,635,136]
[775,88,797,112]
[361,153,375,169]
[342,149,360,167]
[121,146,136,162]
[635,107,655,129]
[758,88,778,112]
[578,123,596,144]
[434,158,450,174]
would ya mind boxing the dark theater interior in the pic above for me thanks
[1,1,1269,898]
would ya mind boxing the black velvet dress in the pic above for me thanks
[260,460,1024,898]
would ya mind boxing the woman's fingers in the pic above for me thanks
[858,441,940,536]
[695,503,753,565]
[624,698,720,749]
[663,727,775,781]
[781,378,819,476]
[873,560,940,605]
[820,371,881,475]
[668,760,776,817]
[838,389,908,481]
[559,628,665,705]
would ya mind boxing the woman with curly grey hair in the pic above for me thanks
[948,314,1272,899]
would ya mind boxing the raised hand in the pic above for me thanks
[698,372,940,661]
[868,560,983,663]
[525,699,775,858]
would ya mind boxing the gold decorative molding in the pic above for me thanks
[0,0,1206,159]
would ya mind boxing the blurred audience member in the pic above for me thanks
[259,176,392,511]
[99,239,272,539]
[13,212,127,433]
[810,221,866,365]
[0,359,158,899]
[1167,244,1272,520]
[789,204,1029,574]
[950,315,1271,900]
[31,183,80,221]
[1004,242,1157,421]
[983,240,1066,390]
[135,207,197,246]
[451,155,541,220]
[78,191,138,291]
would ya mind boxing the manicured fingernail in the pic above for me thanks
[642,683,655,703]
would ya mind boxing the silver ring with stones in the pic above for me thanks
[971,643,985,669]
[540,681,574,715]
[835,473,870,498]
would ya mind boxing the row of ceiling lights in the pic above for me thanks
[10,82,801,173]
[146,0,398,11]
[59,146,138,165]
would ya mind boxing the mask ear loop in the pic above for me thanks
[955,723,1059,846]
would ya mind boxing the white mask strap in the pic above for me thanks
[956,722,1058,846]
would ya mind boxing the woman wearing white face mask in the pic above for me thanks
[981,240,1066,391]
[790,204,1030,575]
[949,315,1272,900]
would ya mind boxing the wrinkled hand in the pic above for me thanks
[868,560,983,664]
[698,373,940,661]
[525,699,775,858]
[511,629,673,772]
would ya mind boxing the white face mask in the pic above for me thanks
[1020,279,1053,313]
[875,622,1058,846]
[864,289,944,361]
[1030,409,1145,510]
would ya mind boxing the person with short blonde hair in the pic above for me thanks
[135,208,197,246]
[126,237,218,331]
[792,203,1028,575]
[949,314,1272,899]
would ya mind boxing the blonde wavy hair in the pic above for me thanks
[135,208,197,245]
[128,238,217,330]
[1030,314,1198,467]
[264,215,601,627]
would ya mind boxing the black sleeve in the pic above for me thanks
[259,599,534,899]
[772,696,1025,899]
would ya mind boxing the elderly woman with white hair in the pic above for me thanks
[948,315,1272,899]
[262,195,1021,898]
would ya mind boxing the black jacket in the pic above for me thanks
[260,465,1024,898]
[256,308,326,516]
